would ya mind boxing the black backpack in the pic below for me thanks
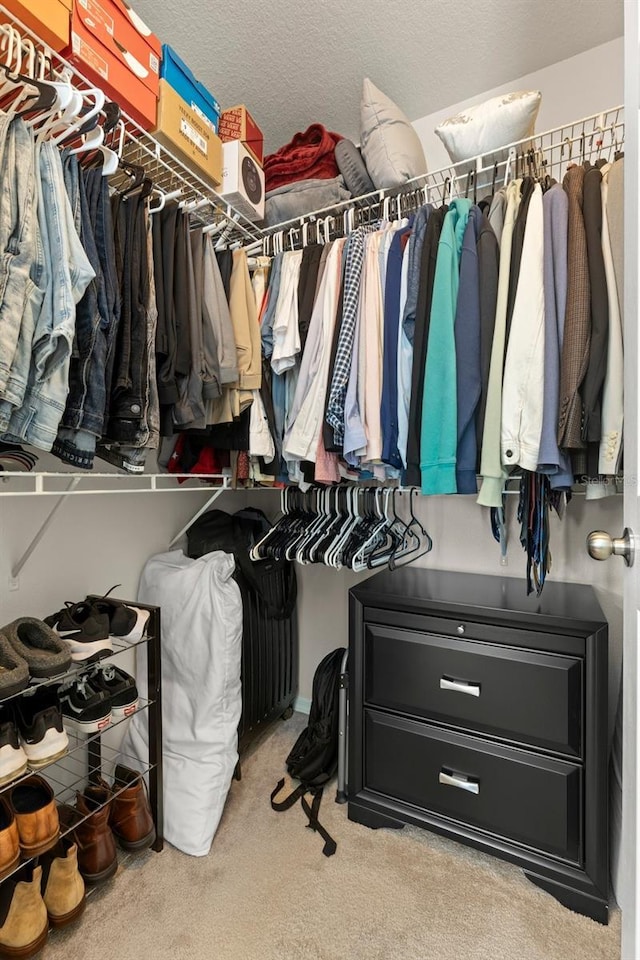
[271,647,346,857]
[187,507,297,620]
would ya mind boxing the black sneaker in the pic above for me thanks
[15,687,69,769]
[44,602,112,663]
[58,676,111,734]
[0,706,27,785]
[89,588,150,644]
[89,664,139,721]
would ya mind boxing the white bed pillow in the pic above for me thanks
[360,78,428,190]
[435,90,542,163]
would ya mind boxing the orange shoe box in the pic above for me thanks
[218,105,264,166]
[153,80,222,187]
[3,0,72,52]
[65,0,160,130]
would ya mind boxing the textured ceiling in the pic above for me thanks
[134,0,623,155]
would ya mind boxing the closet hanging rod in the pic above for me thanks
[0,4,263,248]
[249,104,623,249]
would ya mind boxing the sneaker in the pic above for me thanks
[44,603,112,663]
[89,588,150,644]
[0,706,28,785]
[15,687,69,769]
[88,664,138,721]
[57,676,111,734]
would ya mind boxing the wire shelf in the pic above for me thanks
[0,5,263,247]
[251,105,625,249]
[0,743,154,885]
[0,471,231,497]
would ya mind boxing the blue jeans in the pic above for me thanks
[0,118,38,404]
[53,163,113,469]
[3,143,93,450]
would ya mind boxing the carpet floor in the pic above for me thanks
[45,714,621,960]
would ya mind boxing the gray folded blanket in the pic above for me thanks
[264,176,351,227]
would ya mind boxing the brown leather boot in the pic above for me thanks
[0,864,48,959]
[8,775,59,856]
[58,788,117,885]
[110,766,156,851]
[0,797,20,880]
[40,838,86,929]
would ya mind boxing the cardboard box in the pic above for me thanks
[4,0,72,52]
[161,45,220,134]
[153,80,222,187]
[217,140,265,221]
[218,105,263,166]
[65,0,160,130]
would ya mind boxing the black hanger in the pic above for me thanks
[491,161,498,198]
[4,69,58,117]
[118,160,145,197]
[102,101,121,135]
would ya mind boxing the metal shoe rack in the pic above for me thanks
[0,598,163,889]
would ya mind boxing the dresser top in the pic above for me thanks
[350,567,607,632]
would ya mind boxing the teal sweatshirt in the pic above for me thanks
[420,197,471,495]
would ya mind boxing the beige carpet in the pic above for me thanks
[45,714,620,960]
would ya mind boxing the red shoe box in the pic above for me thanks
[219,105,264,166]
[65,0,161,130]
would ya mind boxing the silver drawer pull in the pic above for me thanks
[439,770,480,795]
[440,677,481,697]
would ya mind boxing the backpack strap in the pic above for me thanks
[270,778,307,812]
[301,789,337,858]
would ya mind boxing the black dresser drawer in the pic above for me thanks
[365,624,582,757]
[364,710,582,864]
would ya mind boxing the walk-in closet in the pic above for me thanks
[0,0,636,958]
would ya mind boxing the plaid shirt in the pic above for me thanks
[325,225,380,446]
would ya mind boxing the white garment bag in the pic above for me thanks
[120,549,243,857]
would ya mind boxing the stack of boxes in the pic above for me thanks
[217,106,265,221]
[3,0,265,216]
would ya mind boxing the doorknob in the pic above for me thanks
[587,528,635,566]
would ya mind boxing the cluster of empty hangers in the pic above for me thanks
[250,486,432,571]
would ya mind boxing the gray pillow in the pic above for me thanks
[360,78,428,190]
[335,139,375,197]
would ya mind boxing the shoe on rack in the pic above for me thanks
[9,775,59,857]
[0,797,20,881]
[57,676,111,735]
[58,788,117,885]
[40,838,85,929]
[0,707,28,787]
[0,864,48,960]
[14,688,68,770]
[0,635,29,702]
[89,664,139,721]
[1,619,71,680]
[44,601,112,664]
[110,765,155,852]
[89,588,150,644]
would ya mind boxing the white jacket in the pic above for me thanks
[501,183,545,471]
[599,163,624,475]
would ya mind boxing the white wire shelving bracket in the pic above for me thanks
[3,474,231,582]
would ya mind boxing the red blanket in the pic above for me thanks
[264,124,344,192]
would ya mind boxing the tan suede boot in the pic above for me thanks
[0,864,48,959]
[41,839,86,929]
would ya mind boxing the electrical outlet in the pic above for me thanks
[8,576,19,591]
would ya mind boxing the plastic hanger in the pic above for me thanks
[51,88,105,146]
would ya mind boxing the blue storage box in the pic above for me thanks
[160,44,221,133]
